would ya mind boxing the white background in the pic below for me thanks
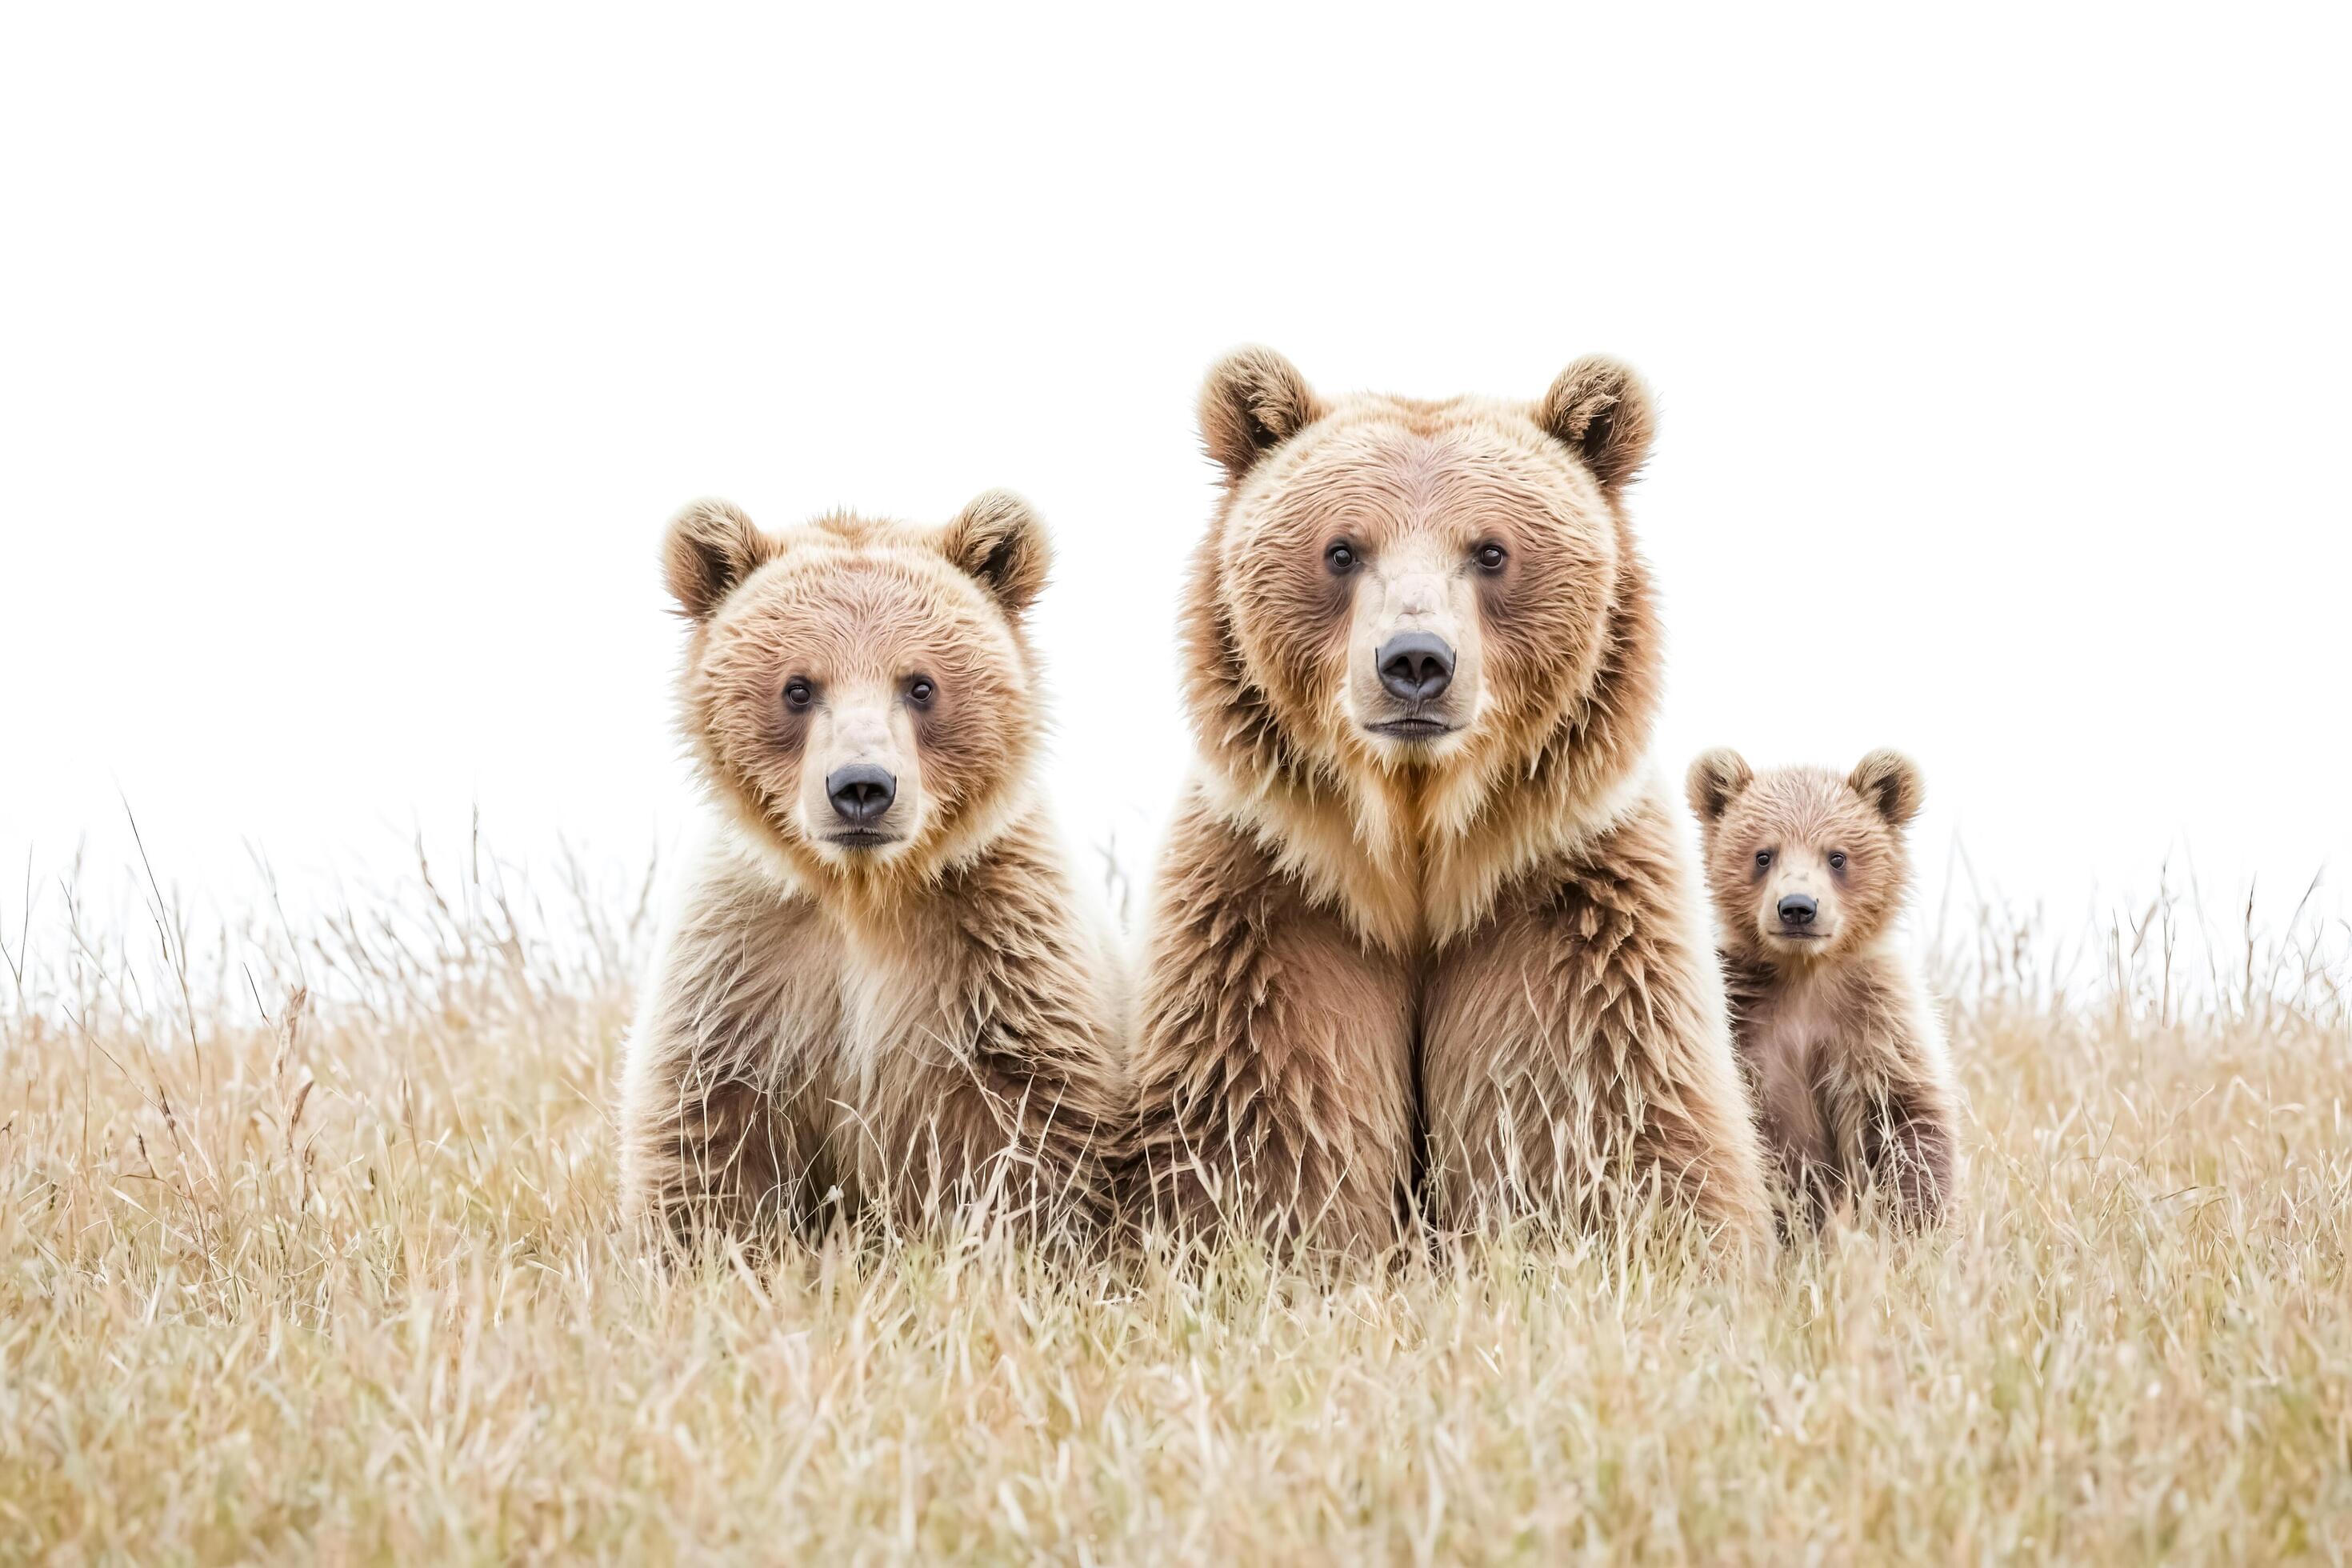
[3,6,2347,945]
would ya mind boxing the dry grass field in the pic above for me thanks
[2,839,2347,1565]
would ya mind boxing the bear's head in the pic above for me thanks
[662,491,1049,893]
[1183,348,1665,941]
[1686,749,1926,965]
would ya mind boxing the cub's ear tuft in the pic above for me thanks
[662,499,767,621]
[1538,355,1657,494]
[1198,346,1325,482]
[1850,749,1926,827]
[942,488,1052,617]
[1686,748,1754,824]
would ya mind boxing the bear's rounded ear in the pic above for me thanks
[1686,747,1754,824]
[1538,355,1657,495]
[941,488,1051,618]
[1198,346,1325,483]
[1849,750,1925,828]
[662,499,767,621]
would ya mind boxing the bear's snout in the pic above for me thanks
[826,764,898,829]
[1376,632,1455,703]
[1777,893,1818,928]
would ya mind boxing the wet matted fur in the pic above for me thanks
[1130,350,1771,1252]
[1686,748,1961,1230]
[618,494,1128,1249]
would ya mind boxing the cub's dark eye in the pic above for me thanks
[1326,541,1358,574]
[906,677,936,706]
[782,678,814,710]
[1754,850,1773,869]
[1474,542,1507,572]
[1828,852,1847,870]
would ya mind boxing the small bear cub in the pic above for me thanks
[1686,748,1959,1230]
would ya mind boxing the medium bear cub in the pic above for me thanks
[618,492,1127,1246]
[1686,748,1959,1228]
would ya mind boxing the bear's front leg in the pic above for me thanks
[1825,1065,1958,1230]
[1129,795,1417,1254]
[1421,797,1770,1242]
[836,816,1130,1240]
[618,863,846,1249]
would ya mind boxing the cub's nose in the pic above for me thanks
[1777,894,1818,927]
[826,764,897,826]
[1377,632,1456,702]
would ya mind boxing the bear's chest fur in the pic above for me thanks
[1731,968,1862,1175]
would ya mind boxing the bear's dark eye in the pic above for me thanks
[1326,541,1358,574]
[1754,850,1773,869]
[1474,542,1507,572]
[906,676,935,706]
[782,678,814,711]
[1828,851,1847,871]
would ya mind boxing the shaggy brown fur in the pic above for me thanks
[618,493,1128,1248]
[1130,349,1771,1252]
[1686,748,1960,1230]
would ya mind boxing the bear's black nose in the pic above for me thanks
[1377,632,1455,702]
[826,764,897,826]
[1778,894,1818,927]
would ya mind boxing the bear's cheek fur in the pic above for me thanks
[1472,522,1614,727]
[1826,828,1902,950]
[689,626,813,837]
[1704,804,1790,956]
[1710,842,1773,953]
[1222,511,1357,740]
[903,666,1028,826]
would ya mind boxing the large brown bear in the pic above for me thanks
[1686,748,1960,1230]
[618,493,1128,1246]
[1129,350,1770,1251]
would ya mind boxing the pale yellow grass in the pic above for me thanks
[1,845,2347,1565]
